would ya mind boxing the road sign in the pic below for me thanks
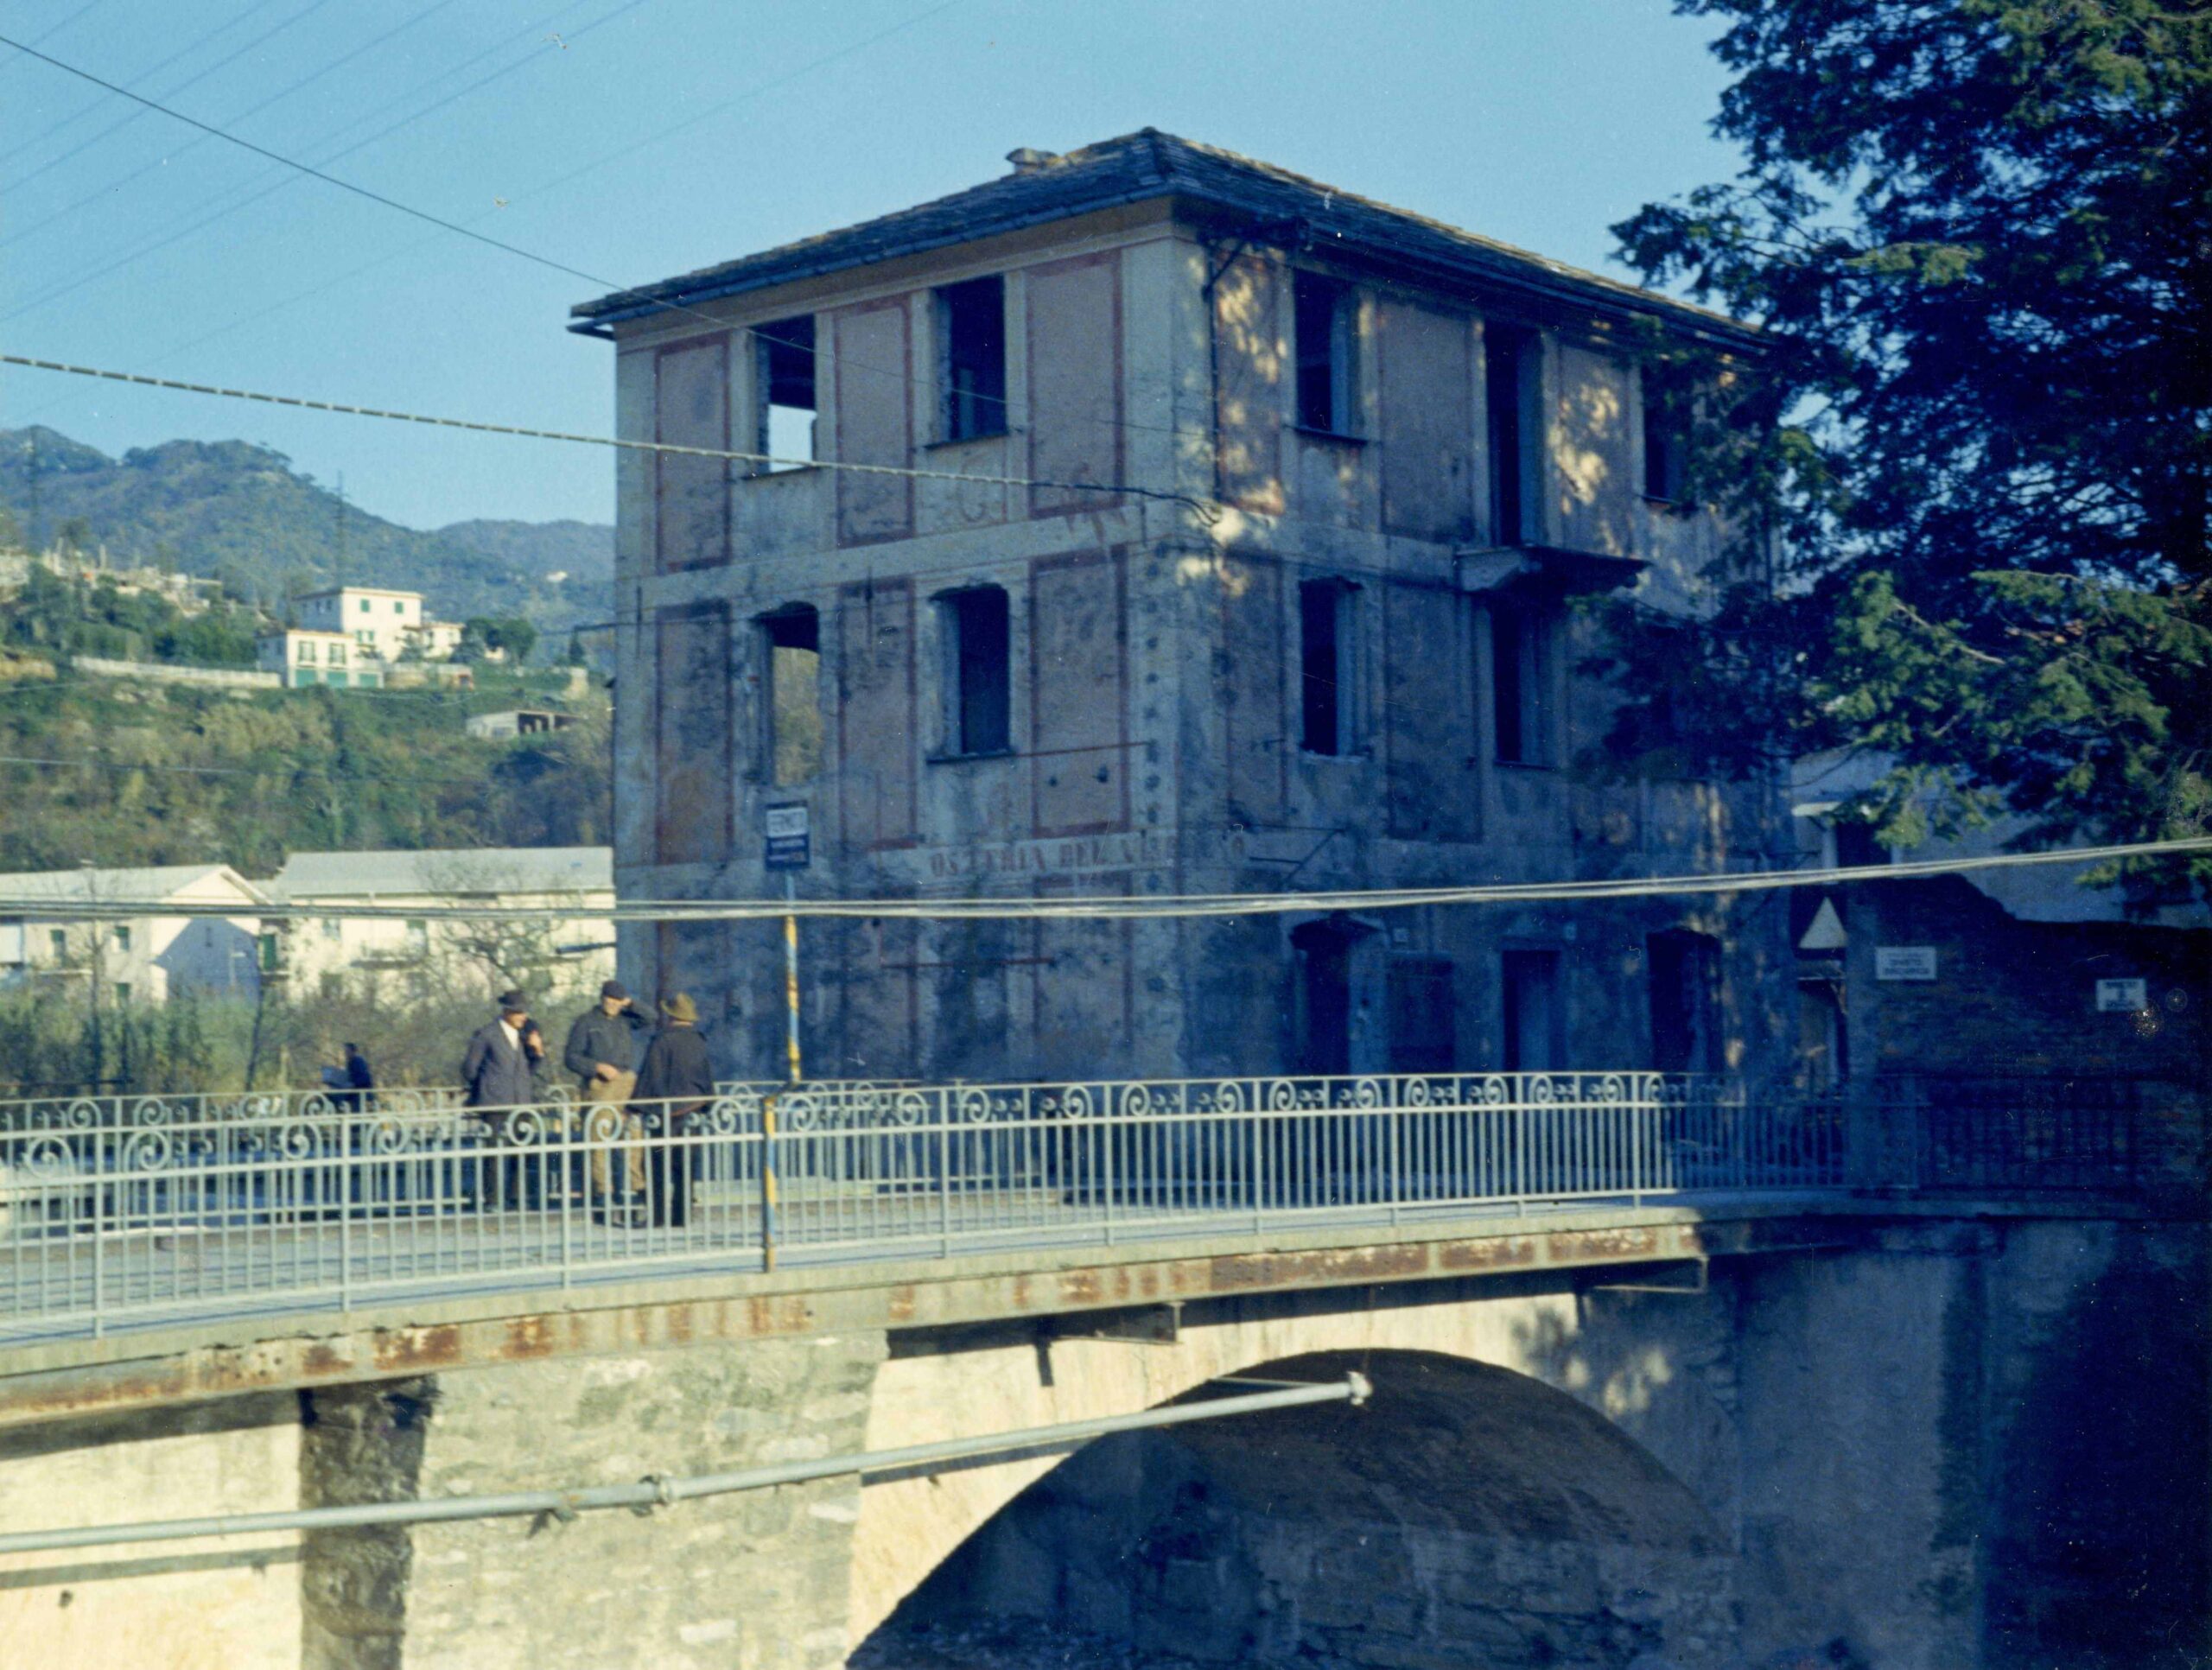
[1874,945,1936,982]
[2095,978,2147,1013]
[765,803,810,870]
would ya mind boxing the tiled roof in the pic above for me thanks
[265,847,612,900]
[0,864,266,905]
[573,130,1752,344]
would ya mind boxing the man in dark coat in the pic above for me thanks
[461,991,547,1208]
[565,980,646,1219]
[630,993,715,1227]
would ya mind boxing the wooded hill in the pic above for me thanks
[0,425,613,641]
[0,672,610,876]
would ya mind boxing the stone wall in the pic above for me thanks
[302,1333,886,1670]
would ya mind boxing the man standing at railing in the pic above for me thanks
[462,991,548,1210]
[630,992,713,1227]
[565,980,646,1224]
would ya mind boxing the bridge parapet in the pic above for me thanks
[0,1070,1848,1346]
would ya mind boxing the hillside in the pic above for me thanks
[0,426,613,638]
[0,671,611,876]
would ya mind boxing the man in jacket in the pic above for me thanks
[565,980,646,1222]
[461,991,547,1209]
[630,993,715,1227]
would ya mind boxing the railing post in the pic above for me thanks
[340,1119,354,1314]
[91,1126,106,1339]
[938,1095,952,1257]
[760,1098,779,1274]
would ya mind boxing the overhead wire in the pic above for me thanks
[0,0,635,274]
[0,0,336,189]
[0,3,1190,461]
[0,352,1214,514]
[0,836,2202,924]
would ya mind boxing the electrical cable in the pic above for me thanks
[0,0,637,264]
[0,0,336,190]
[0,835,2201,924]
[0,352,1212,514]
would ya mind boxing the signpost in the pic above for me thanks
[764,806,810,1086]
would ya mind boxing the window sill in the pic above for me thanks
[925,430,1011,450]
[752,462,823,479]
[1299,747,1373,763]
[926,747,1017,766]
[1291,425,1369,447]
[1493,758,1558,772]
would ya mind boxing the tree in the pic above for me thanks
[1608,1,2210,888]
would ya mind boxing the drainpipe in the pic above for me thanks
[0,1373,1370,1557]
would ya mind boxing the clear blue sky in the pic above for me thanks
[0,0,1738,532]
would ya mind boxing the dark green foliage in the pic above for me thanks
[0,426,612,638]
[0,678,612,874]
[459,616,539,664]
[1604,1,2210,889]
[1,566,260,666]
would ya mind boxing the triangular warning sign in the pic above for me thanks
[1798,897,1847,953]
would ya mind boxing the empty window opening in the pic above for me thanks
[1642,391,1687,503]
[1834,822,1888,868]
[1300,578,1357,756]
[941,586,1011,755]
[1294,271,1357,435]
[1490,600,1553,766]
[757,315,817,471]
[1649,929,1720,1074]
[937,276,1007,442]
[760,604,823,786]
[1485,325,1537,544]
[1796,980,1847,1093]
[1501,949,1562,1074]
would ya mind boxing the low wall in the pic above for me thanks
[73,655,279,689]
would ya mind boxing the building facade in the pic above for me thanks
[574,132,1794,1084]
[263,847,614,1006]
[257,628,380,688]
[0,864,268,1005]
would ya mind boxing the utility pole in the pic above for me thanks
[24,433,41,553]
[335,472,347,585]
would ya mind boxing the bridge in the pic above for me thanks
[0,1073,2200,1669]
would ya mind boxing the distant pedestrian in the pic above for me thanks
[630,993,715,1227]
[461,991,548,1209]
[565,980,646,1222]
[343,1042,375,1113]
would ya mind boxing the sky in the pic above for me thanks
[0,0,1740,533]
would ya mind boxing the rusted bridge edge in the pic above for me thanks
[0,1203,1932,1430]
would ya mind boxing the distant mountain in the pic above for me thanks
[0,426,613,638]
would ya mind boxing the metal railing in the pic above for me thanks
[0,1080,883,1134]
[0,1070,1847,1344]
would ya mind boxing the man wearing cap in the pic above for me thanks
[565,980,647,1222]
[630,993,715,1227]
[461,991,548,1208]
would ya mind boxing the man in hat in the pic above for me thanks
[629,992,715,1227]
[461,991,548,1209]
[564,980,647,1222]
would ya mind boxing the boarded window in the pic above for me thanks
[1294,270,1356,435]
[756,315,817,472]
[654,337,729,572]
[938,276,1007,441]
[1484,325,1537,545]
[655,603,733,865]
[1501,949,1562,1073]
[760,604,822,787]
[1642,394,1686,503]
[1389,956,1456,1073]
[1490,600,1553,766]
[940,586,1010,755]
[1299,578,1357,756]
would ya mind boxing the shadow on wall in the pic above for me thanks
[854,1348,1738,1670]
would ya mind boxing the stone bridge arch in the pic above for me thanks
[849,1278,1743,1654]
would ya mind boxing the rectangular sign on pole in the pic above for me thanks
[1874,946,1937,982]
[764,803,810,870]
